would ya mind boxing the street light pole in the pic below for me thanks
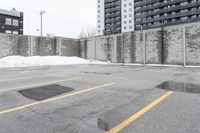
[40,10,46,36]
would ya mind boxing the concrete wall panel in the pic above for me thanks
[108,36,116,62]
[0,34,18,57]
[116,35,124,63]
[133,31,143,64]
[186,26,200,65]
[145,29,162,64]
[79,40,87,58]
[31,37,56,56]
[96,37,108,61]
[86,38,96,59]
[123,32,134,63]
[164,27,184,65]
[61,38,79,57]
[18,36,31,56]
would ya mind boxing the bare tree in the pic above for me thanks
[79,27,97,39]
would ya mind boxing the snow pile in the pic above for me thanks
[0,56,107,68]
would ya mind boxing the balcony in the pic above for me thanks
[105,12,120,18]
[105,1,120,8]
[105,17,121,23]
[135,0,160,7]
[135,0,188,13]
[135,2,200,19]
[135,17,200,31]
[135,9,200,25]
[105,0,119,4]
[105,6,121,13]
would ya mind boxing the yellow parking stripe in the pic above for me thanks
[0,77,79,93]
[0,82,115,116]
[107,91,173,133]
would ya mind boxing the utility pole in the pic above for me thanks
[40,10,46,36]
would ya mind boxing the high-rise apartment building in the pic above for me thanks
[98,0,200,36]
[134,0,200,30]
[97,0,135,36]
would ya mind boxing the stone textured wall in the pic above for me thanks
[60,38,79,57]
[0,34,18,57]
[86,38,96,59]
[133,31,143,64]
[0,34,79,58]
[95,37,109,61]
[145,29,162,64]
[33,37,56,56]
[123,32,134,63]
[163,27,184,65]
[185,25,200,66]
[116,35,124,63]
[84,22,200,66]
[1,21,200,66]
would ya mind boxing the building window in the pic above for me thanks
[13,19,19,26]
[13,31,19,34]
[5,30,12,34]
[5,18,12,25]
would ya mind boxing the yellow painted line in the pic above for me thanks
[0,75,48,82]
[107,91,173,133]
[0,82,115,115]
[0,77,79,93]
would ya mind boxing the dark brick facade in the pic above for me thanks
[0,9,23,35]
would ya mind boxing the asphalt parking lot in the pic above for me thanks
[0,64,200,133]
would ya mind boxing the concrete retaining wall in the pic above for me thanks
[85,22,200,66]
[0,34,79,58]
[185,25,200,66]
[1,21,200,66]
[0,34,18,57]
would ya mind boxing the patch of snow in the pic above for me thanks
[0,56,107,68]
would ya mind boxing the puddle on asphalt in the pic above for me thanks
[18,84,74,101]
[157,82,200,94]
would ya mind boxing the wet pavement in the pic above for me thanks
[157,81,200,94]
[0,65,200,133]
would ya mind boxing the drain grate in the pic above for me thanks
[18,84,74,101]
[157,82,200,94]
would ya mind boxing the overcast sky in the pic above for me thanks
[0,0,97,38]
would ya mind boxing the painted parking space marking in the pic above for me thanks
[106,91,173,133]
[0,82,115,116]
[0,77,79,93]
